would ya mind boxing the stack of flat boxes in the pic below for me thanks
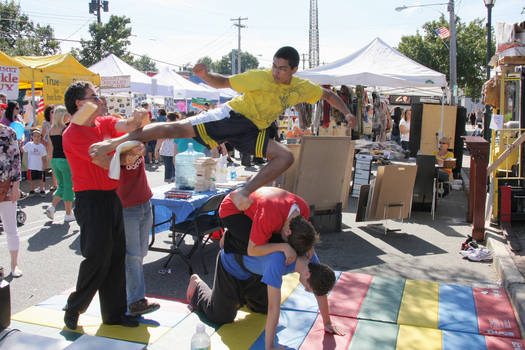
[193,157,216,192]
[352,154,372,198]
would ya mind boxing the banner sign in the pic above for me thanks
[42,73,98,105]
[0,65,19,99]
[175,100,187,113]
[191,97,213,110]
[101,75,131,90]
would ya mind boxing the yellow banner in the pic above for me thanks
[42,73,98,105]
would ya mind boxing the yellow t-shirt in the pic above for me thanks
[433,150,454,174]
[227,69,323,129]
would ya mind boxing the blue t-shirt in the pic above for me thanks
[221,249,320,289]
[174,138,207,153]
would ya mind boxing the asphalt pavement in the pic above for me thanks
[0,152,502,326]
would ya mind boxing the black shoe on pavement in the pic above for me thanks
[64,310,79,330]
[105,315,139,327]
[128,298,160,316]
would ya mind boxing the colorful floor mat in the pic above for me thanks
[5,272,525,349]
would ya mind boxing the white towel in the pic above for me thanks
[108,141,142,180]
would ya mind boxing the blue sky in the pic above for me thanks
[18,0,524,70]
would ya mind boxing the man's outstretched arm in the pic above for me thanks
[89,121,194,159]
[193,63,232,89]
[321,88,357,128]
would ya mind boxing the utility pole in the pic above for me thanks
[309,0,319,68]
[301,53,308,70]
[89,0,109,60]
[448,0,457,105]
[231,17,247,74]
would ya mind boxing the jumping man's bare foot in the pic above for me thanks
[186,274,201,301]
[230,188,253,211]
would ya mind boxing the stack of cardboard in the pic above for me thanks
[193,157,217,192]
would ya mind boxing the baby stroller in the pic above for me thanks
[0,205,26,227]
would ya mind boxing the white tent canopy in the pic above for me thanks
[155,66,220,100]
[198,83,239,99]
[89,54,172,96]
[296,38,447,96]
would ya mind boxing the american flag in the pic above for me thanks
[435,26,450,39]
[36,99,45,114]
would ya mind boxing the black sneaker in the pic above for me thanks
[105,315,139,327]
[28,190,36,196]
[128,298,160,316]
[64,309,79,330]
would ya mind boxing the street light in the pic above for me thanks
[396,1,457,105]
[395,3,447,12]
[484,0,496,141]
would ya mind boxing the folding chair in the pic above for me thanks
[412,155,438,219]
[163,193,226,274]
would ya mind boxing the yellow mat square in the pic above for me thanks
[396,324,442,350]
[12,306,171,344]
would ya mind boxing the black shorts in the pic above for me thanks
[27,169,44,181]
[192,110,276,158]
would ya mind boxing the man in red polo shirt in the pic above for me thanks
[61,81,146,330]
[219,186,314,265]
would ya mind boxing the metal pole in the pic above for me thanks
[97,0,101,24]
[237,24,241,74]
[230,17,247,74]
[484,3,493,141]
[448,0,457,105]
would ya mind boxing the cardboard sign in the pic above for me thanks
[0,65,19,99]
[101,75,131,90]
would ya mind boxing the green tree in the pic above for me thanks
[0,1,59,56]
[211,50,259,75]
[196,56,213,69]
[131,55,157,73]
[72,15,133,67]
[397,15,494,98]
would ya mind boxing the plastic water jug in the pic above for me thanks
[190,323,210,350]
[175,142,205,190]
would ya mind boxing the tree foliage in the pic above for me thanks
[397,15,494,98]
[198,50,259,75]
[130,55,157,73]
[72,15,133,67]
[0,1,59,56]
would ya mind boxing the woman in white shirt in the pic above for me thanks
[155,112,178,183]
[399,109,411,151]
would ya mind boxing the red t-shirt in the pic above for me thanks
[219,187,310,246]
[63,116,120,191]
[116,156,152,208]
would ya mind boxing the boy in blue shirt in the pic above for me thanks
[187,249,343,350]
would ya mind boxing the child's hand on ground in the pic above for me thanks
[325,322,345,336]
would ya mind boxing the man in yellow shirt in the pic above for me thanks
[89,46,356,211]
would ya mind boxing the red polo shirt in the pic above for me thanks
[63,116,121,191]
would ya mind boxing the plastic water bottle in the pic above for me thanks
[190,323,210,350]
[175,143,205,190]
[229,165,237,180]
[215,155,228,183]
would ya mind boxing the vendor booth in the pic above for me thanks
[89,54,171,96]
[155,66,219,101]
[13,53,100,105]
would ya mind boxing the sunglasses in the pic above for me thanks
[80,95,101,102]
